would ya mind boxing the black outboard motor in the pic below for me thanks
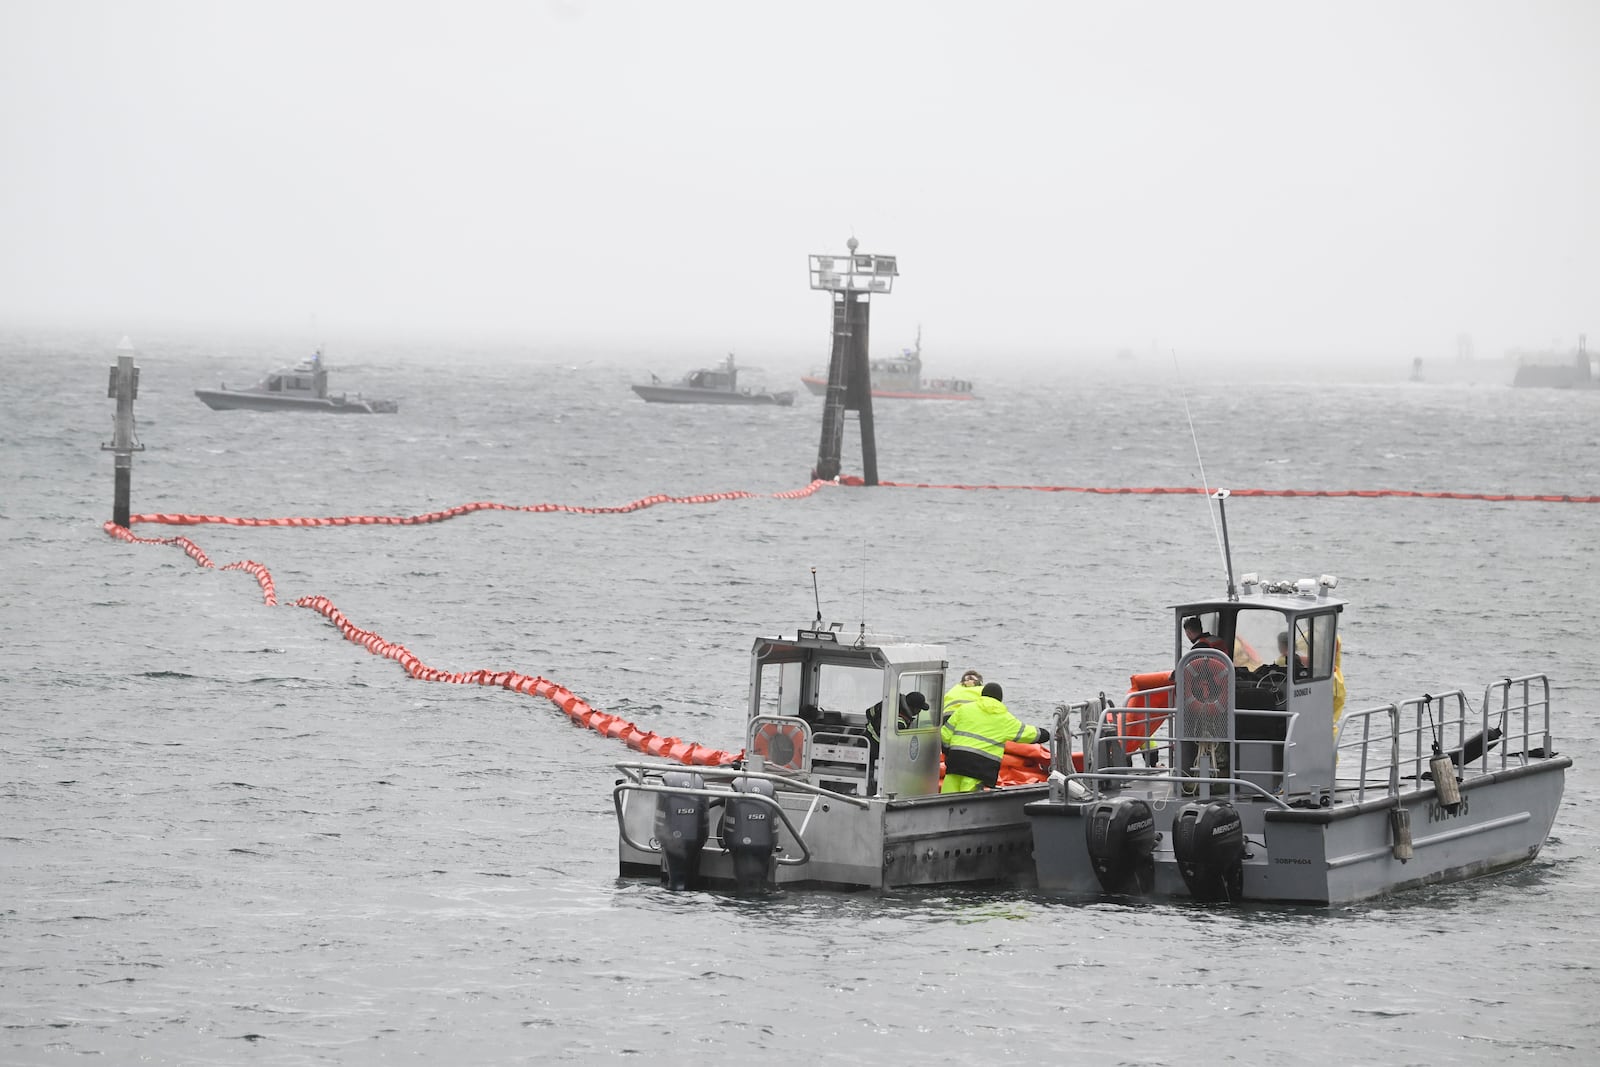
[1171,800,1245,902]
[1083,797,1157,896]
[721,777,778,892]
[654,771,709,890]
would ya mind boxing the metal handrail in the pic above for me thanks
[1482,673,1553,772]
[612,781,814,867]
[614,760,872,809]
[1333,703,1400,802]
[1064,771,1293,810]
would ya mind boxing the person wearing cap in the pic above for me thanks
[940,681,1051,793]
[898,690,934,729]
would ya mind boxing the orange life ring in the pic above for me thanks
[1181,654,1231,732]
[751,721,807,771]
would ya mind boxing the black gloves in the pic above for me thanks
[1034,726,1051,746]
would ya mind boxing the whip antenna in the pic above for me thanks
[811,567,822,626]
[1173,351,1229,592]
[858,539,868,647]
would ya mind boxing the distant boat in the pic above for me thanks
[632,354,795,406]
[799,327,976,400]
[195,350,398,413]
[1511,336,1595,389]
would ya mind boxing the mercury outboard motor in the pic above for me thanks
[1171,800,1245,902]
[1083,796,1157,896]
[654,771,709,890]
[721,776,778,892]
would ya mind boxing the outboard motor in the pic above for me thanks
[1083,797,1157,896]
[721,777,778,892]
[653,771,709,890]
[1171,800,1245,902]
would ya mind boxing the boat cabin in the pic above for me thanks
[256,353,329,399]
[684,355,739,393]
[744,628,946,799]
[1166,574,1344,800]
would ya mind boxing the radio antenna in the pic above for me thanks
[860,540,867,629]
[811,567,822,626]
[1173,350,1229,593]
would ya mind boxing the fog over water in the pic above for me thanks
[2,1,1596,364]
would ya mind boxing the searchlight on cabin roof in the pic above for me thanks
[1236,573,1338,598]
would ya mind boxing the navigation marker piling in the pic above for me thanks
[808,237,898,486]
[102,336,145,528]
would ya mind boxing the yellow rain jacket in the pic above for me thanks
[941,694,1044,792]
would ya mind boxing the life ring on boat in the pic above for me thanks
[750,721,807,771]
[1182,654,1231,719]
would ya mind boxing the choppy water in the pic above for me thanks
[3,329,1598,1064]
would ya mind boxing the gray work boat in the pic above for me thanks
[1025,573,1570,906]
[195,350,399,413]
[613,626,1045,891]
[632,354,795,406]
[799,327,976,400]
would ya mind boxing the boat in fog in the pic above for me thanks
[632,354,795,406]
[800,327,976,400]
[1511,335,1595,389]
[194,350,398,413]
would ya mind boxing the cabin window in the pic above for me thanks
[1230,608,1285,670]
[268,376,282,392]
[1294,614,1337,682]
[895,671,942,733]
[814,661,883,723]
[755,660,802,718]
[1182,610,1231,657]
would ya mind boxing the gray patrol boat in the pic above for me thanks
[613,624,1046,891]
[195,350,398,413]
[632,354,795,406]
[1025,572,1570,905]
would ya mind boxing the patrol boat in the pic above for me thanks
[632,354,796,405]
[1024,573,1570,906]
[799,327,976,401]
[612,625,1048,891]
[194,350,398,413]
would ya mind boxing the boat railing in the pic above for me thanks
[1332,703,1402,803]
[613,760,871,809]
[1055,695,1294,807]
[1480,674,1554,772]
[1334,674,1554,800]
[612,778,813,868]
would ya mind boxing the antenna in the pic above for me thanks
[1173,351,1230,594]
[811,567,822,626]
[860,538,867,632]
[1214,488,1238,601]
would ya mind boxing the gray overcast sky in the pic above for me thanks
[2,0,1595,361]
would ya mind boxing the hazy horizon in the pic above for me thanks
[3,1,1595,364]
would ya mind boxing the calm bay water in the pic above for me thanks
[3,329,1598,1064]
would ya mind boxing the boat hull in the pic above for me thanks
[194,389,398,414]
[631,384,794,406]
[618,776,1046,890]
[1026,756,1569,905]
[799,375,977,401]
